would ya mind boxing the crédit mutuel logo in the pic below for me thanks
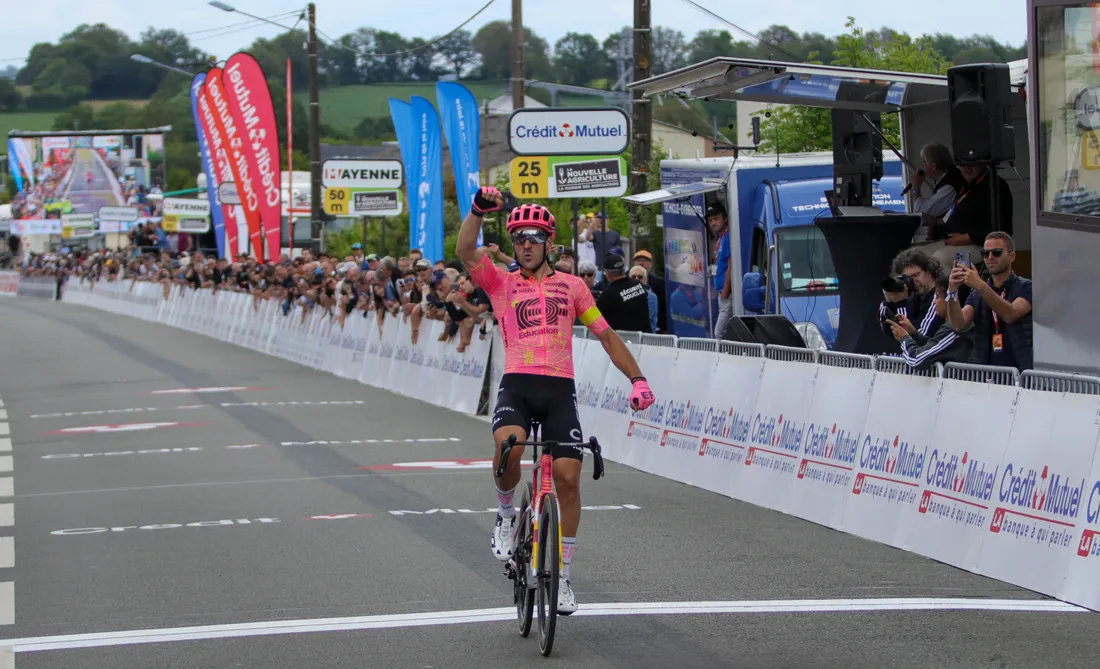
[513,121,624,140]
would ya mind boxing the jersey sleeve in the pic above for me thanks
[467,251,503,293]
[575,279,609,335]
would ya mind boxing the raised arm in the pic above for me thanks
[457,187,503,268]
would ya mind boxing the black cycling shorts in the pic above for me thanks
[492,373,584,461]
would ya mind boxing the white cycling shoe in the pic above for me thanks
[557,579,578,615]
[491,514,515,561]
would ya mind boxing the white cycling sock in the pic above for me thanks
[496,486,516,518]
[562,536,576,582]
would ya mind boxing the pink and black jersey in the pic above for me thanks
[469,253,608,379]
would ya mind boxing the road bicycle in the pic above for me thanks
[496,422,605,657]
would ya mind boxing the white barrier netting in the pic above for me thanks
[59,279,1100,613]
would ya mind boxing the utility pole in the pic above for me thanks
[307,2,323,254]
[630,0,652,253]
[510,0,525,111]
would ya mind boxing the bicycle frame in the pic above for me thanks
[496,424,605,575]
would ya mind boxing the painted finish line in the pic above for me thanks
[37,439,460,460]
[30,401,366,419]
[48,505,641,535]
[2,598,1086,652]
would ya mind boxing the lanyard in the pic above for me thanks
[991,286,1007,331]
[955,171,988,208]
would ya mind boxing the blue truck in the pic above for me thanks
[634,152,904,349]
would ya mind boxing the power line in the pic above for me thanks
[184,11,302,37]
[676,0,800,61]
[314,0,499,59]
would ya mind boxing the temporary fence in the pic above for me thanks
[55,278,1100,614]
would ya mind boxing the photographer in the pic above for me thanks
[885,273,973,371]
[878,249,944,347]
[444,272,491,352]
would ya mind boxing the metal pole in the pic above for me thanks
[380,217,387,257]
[307,2,323,255]
[510,0,525,111]
[286,57,294,259]
[630,0,652,253]
[571,199,580,275]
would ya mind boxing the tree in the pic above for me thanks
[688,30,734,62]
[436,30,477,78]
[319,35,361,87]
[553,33,606,86]
[652,27,688,75]
[753,17,953,152]
[0,79,21,112]
[472,21,549,81]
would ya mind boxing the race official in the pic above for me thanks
[596,254,653,333]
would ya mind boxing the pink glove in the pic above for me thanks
[471,187,503,216]
[630,377,655,411]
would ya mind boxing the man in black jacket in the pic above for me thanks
[878,249,945,349]
[886,274,974,371]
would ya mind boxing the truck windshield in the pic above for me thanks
[775,226,839,295]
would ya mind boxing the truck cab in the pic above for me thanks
[641,153,903,348]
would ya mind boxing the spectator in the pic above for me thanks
[946,231,1033,371]
[887,273,974,371]
[629,265,659,334]
[581,213,621,274]
[445,273,491,352]
[879,249,944,349]
[632,249,666,333]
[911,143,968,222]
[707,202,733,339]
[914,163,1013,267]
[577,260,600,299]
[596,254,652,333]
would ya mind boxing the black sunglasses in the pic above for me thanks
[511,230,549,246]
[981,248,1006,258]
[580,272,595,278]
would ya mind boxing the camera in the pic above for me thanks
[881,274,914,294]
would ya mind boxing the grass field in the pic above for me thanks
[302,82,615,130]
[0,111,57,138]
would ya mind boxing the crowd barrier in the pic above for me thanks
[56,278,1100,613]
[62,280,489,414]
[15,275,57,300]
[0,271,18,297]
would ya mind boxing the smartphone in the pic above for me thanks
[555,245,566,255]
[955,251,971,268]
[426,294,444,308]
[882,305,900,324]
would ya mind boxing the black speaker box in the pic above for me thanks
[948,63,1015,165]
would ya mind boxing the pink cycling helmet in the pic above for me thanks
[505,203,556,235]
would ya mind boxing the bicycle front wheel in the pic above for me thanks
[515,481,535,638]
[536,491,560,657]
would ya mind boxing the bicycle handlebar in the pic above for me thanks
[495,434,605,481]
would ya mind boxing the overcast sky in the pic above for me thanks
[0,0,1028,66]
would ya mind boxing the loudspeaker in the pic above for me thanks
[948,63,1015,164]
[724,315,807,349]
[831,110,883,208]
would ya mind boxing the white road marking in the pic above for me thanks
[150,387,264,395]
[0,598,1086,652]
[0,458,11,474]
[0,411,6,421]
[281,438,461,446]
[0,538,13,569]
[0,505,13,528]
[0,425,7,437]
[0,582,12,626]
[0,479,13,498]
[16,469,645,498]
[0,440,9,454]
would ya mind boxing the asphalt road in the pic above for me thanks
[64,148,121,214]
[0,297,1098,668]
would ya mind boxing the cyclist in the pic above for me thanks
[456,187,656,615]
[86,171,94,185]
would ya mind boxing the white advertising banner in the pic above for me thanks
[622,345,678,472]
[737,359,818,511]
[843,372,942,547]
[900,380,1018,571]
[786,364,875,530]
[670,349,737,495]
[575,339,611,446]
[978,389,1100,600]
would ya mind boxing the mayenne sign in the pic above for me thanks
[508,107,630,156]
